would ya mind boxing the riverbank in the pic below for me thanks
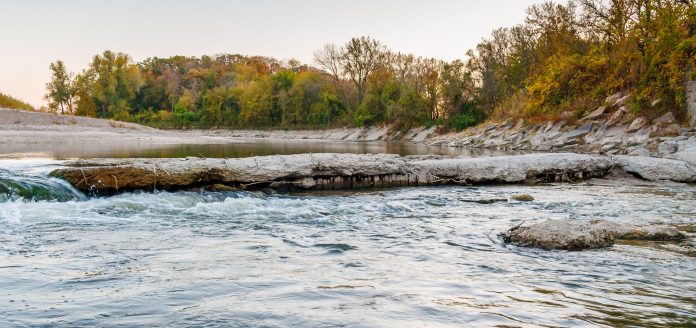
[428,93,696,166]
[0,108,438,158]
[0,108,233,152]
[3,106,696,169]
[0,107,434,144]
[2,110,696,325]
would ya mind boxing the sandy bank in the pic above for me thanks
[0,108,441,159]
[0,108,232,146]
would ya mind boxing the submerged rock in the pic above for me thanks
[661,239,696,257]
[511,194,535,202]
[461,198,508,204]
[502,219,685,250]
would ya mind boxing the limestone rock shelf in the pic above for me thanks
[51,153,617,195]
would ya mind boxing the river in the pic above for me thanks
[1,140,695,327]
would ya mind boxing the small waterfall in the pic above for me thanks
[0,168,87,202]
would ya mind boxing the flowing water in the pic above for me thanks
[1,144,695,327]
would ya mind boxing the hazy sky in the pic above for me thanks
[1,0,544,107]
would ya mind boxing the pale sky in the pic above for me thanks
[0,0,544,107]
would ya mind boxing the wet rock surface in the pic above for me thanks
[502,219,686,250]
[661,238,696,257]
[502,219,616,250]
[51,153,615,194]
[511,194,535,201]
[411,153,614,184]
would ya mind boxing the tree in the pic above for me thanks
[45,60,74,114]
[46,4,696,131]
[342,36,386,109]
[76,51,142,119]
[314,43,353,109]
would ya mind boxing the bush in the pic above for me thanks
[0,92,34,111]
[447,112,481,131]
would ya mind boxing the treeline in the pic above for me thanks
[46,0,695,130]
[45,43,477,130]
[0,92,34,111]
[469,0,695,122]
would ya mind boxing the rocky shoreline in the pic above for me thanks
[427,93,696,166]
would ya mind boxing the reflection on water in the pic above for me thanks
[0,138,518,159]
[0,161,695,326]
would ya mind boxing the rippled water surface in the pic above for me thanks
[1,161,695,327]
[0,139,518,159]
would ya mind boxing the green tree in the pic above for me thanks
[45,60,74,114]
[78,51,142,119]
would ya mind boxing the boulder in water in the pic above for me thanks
[511,194,535,202]
[502,219,685,250]
[502,219,616,250]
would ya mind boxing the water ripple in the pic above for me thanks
[0,163,695,326]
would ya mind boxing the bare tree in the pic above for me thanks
[314,44,345,85]
[577,0,640,44]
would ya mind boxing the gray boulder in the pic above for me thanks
[655,112,676,126]
[606,108,626,126]
[502,219,685,250]
[605,92,623,105]
[566,124,593,139]
[583,106,606,120]
[614,155,696,182]
[502,219,615,250]
[627,147,651,157]
[657,141,680,156]
[627,117,649,132]
[612,95,631,107]
[671,148,696,167]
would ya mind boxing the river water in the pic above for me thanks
[1,141,695,327]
